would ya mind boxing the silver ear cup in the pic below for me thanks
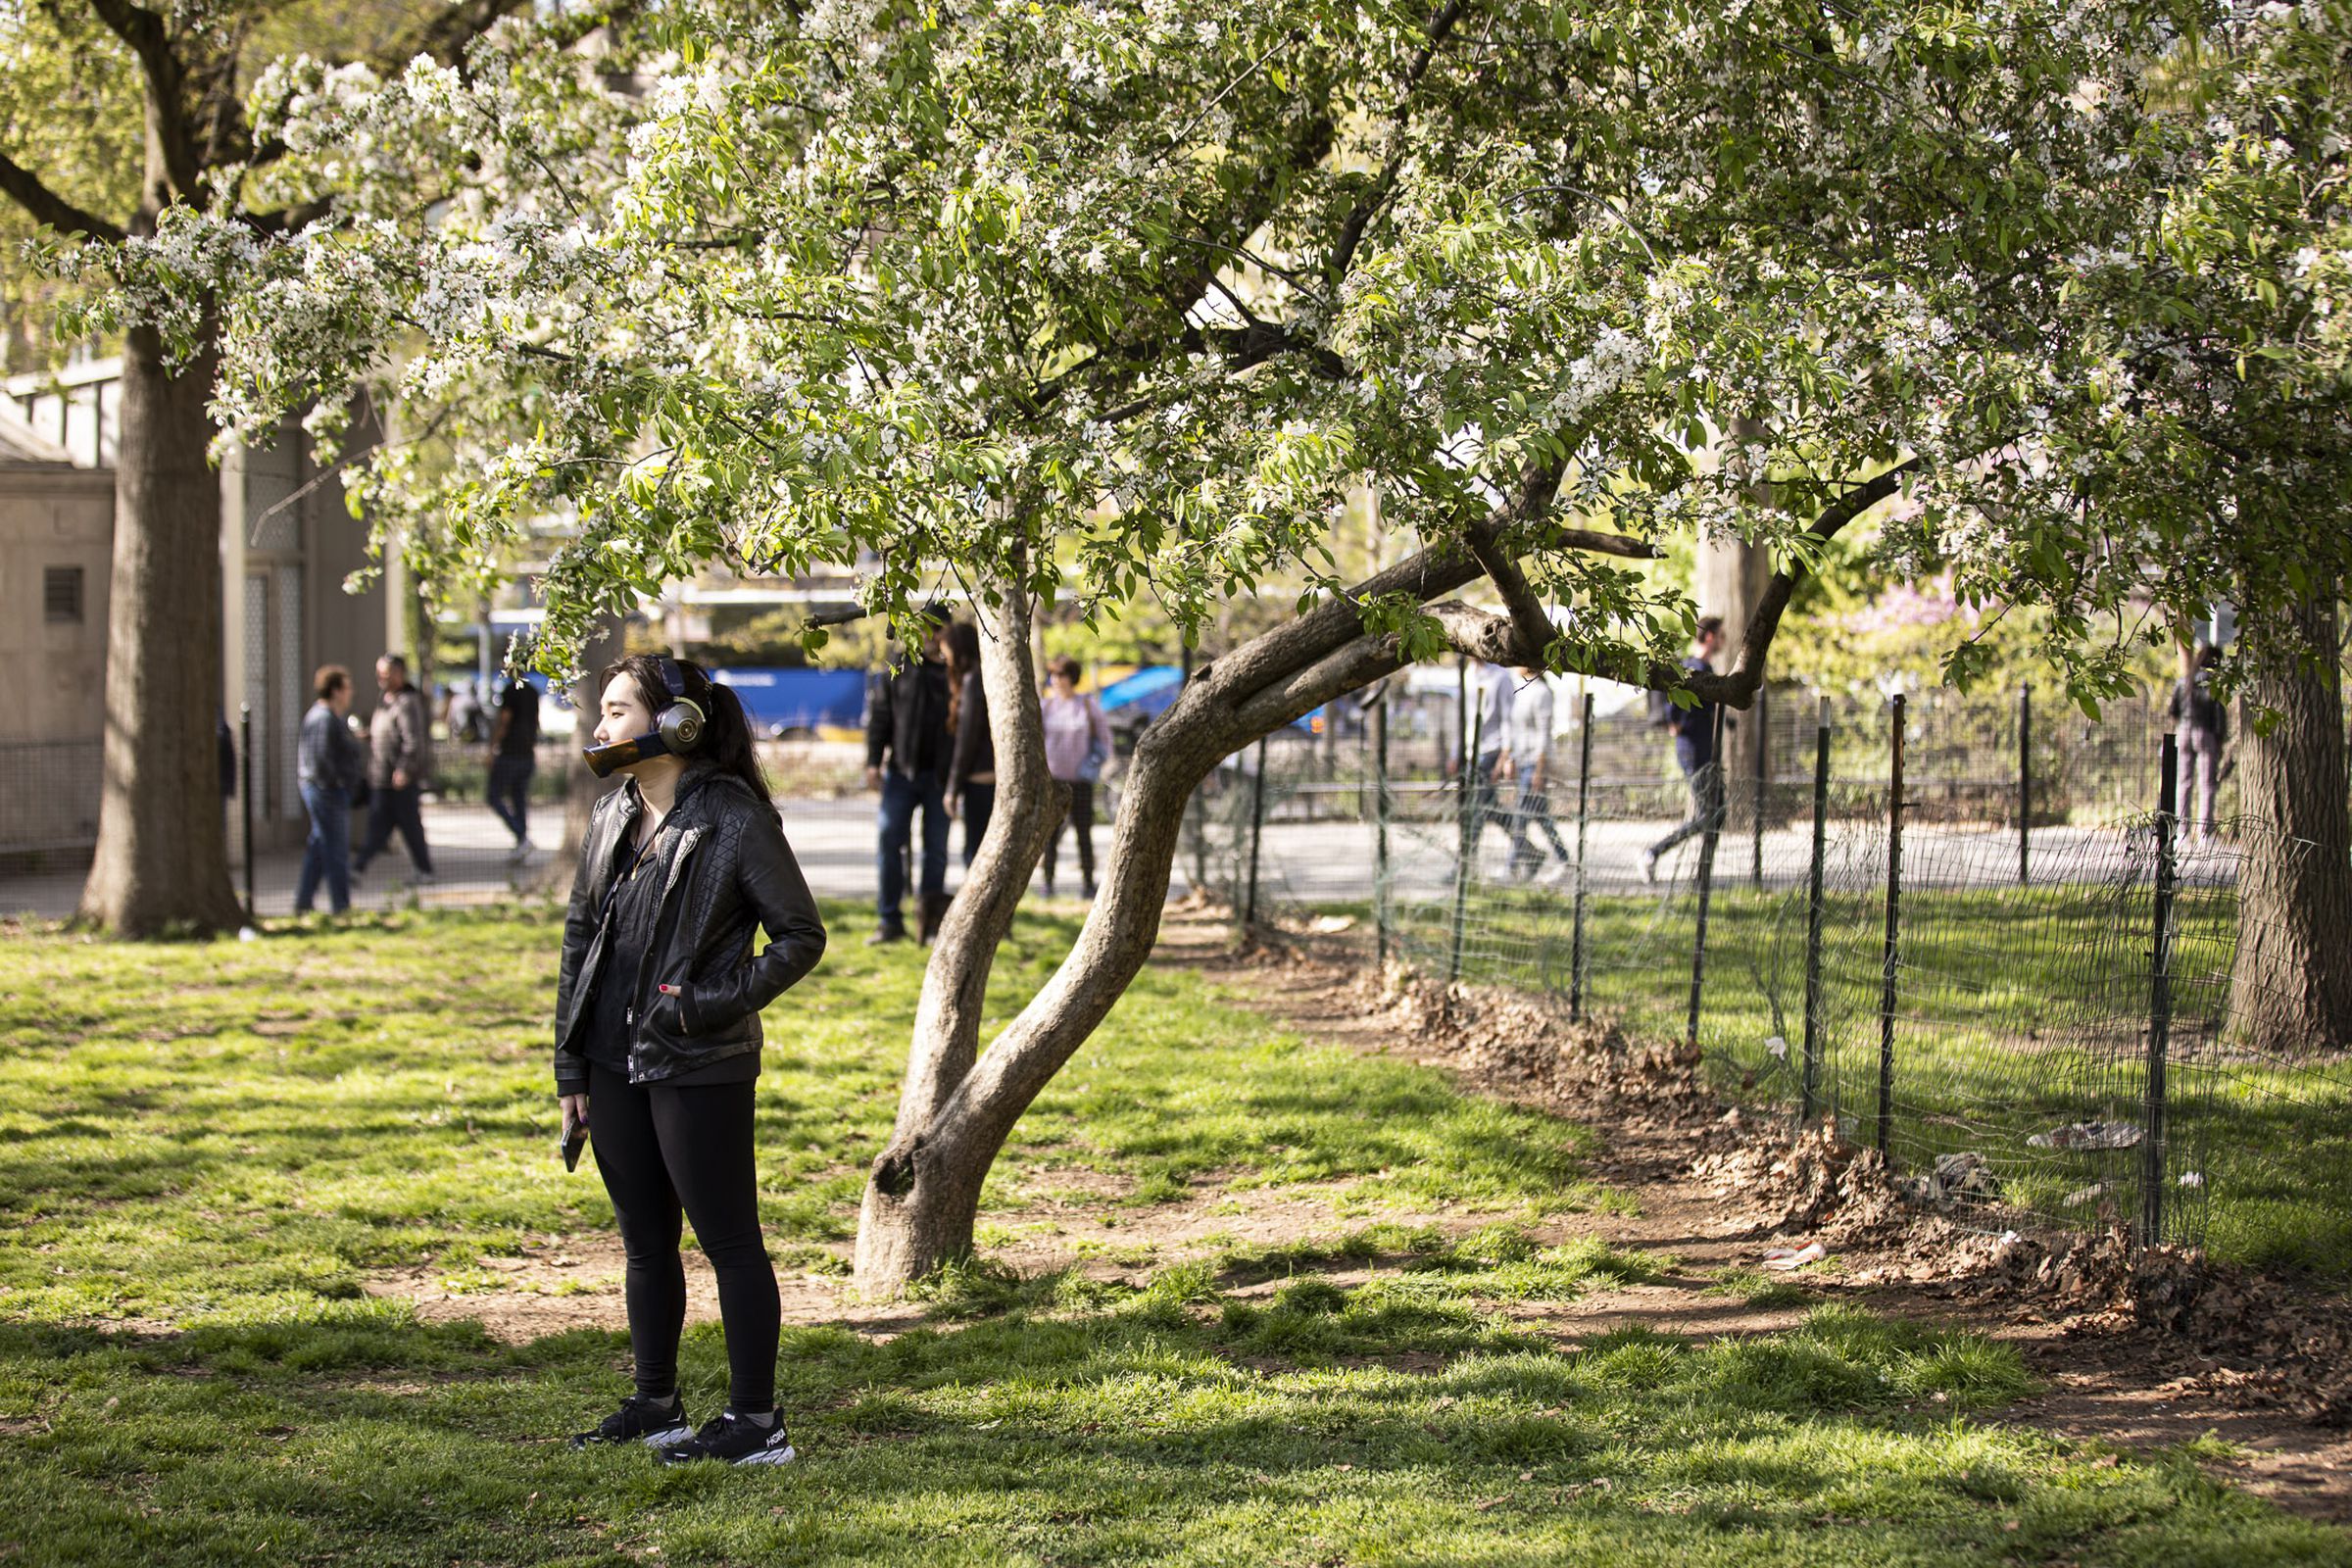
[660,700,706,753]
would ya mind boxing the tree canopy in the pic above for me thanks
[90,0,2316,714]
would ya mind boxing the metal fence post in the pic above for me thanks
[2144,731,2180,1248]
[1372,690,1391,972]
[1800,696,1831,1124]
[238,703,257,924]
[1751,684,1768,888]
[1448,702,1485,986]
[1244,734,1270,929]
[1570,688,1594,1021]
[1877,693,1906,1158]
[2017,683,2032,886]
[1685,703,1727,1052]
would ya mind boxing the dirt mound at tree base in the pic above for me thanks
[1355,963,1721,1127]
[1691,1123,2352,1427]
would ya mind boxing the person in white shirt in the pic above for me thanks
[1497,666,1572,882]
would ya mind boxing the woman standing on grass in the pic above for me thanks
[554,653,827,1466]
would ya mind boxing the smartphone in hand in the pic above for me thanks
[561,1106,588,1171]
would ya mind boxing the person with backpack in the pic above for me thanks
[1641,616,1727,882]
[558,653,826,1466]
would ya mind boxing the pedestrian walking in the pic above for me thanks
[1464,662,1516,867]
[2171,642,2228,841]
[294,665,365,914]
[353,654,436,883]
[1641,616,1727,882]
[1040,656,1112,900]
[863,605,955,945]
[558,653,825,1466]
[488,673,542,862]
[1499,666,1571,882]
[945,621,996,867]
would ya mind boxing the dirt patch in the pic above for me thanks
[362,1235,923,1344]
[1190,914,2352,1527]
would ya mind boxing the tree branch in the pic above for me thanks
[1327,0,1467,289]
[1463,514,1556,670]
[369,0,537,75]
[1428,459,1920,707]
[0,148,126,241]
[82,0,203,203]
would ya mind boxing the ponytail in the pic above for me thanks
[703,680,777,819]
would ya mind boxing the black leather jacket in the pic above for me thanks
[555,764,827,1094]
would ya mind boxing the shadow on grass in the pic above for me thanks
[4,1293,2337,1568]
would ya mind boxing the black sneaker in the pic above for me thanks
[569,1394,692,1450]
[656,1411,797,1467]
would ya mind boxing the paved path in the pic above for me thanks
[0,796,2234,924]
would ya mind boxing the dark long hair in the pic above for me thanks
[945,621,981,734]
[603,652,776,817]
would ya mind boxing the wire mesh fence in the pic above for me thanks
[7,675,2344,1273]
[1193,681,2352,1275]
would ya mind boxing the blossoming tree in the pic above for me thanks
[0,0,636,935]
[149,0,2352,1279]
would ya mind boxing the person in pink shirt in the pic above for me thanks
[1039,656,1112,899]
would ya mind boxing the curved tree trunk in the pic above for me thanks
[75,322,244,937]
[857,560,1065,1286]
[2228,590,2352,1055]
[847,464,1891,1294]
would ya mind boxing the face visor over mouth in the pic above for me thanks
[582,730,677,778]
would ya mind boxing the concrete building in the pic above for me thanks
[4,359,394,858]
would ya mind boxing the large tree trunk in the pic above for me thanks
[2228,591,2352,1054]
[74,323,244,936]
[857,563,1065,1286]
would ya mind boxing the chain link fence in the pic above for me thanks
[9,676,2346,1276]
[1191,681,2351,1277]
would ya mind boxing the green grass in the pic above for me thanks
[1394,880,2352,1276]
[1,906,2346,1565]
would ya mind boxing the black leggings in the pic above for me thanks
[586,1063,778,1412]
[1043,779,1096,886]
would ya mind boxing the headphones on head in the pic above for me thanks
[581,654,712,778]
[651,655,708,755]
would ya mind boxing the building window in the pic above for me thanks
[44,565,84,624]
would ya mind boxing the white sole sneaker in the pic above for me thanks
[736,1443,798,1467]
[639,1423,692,1447]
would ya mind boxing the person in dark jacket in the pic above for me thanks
[294,665,366,914]
[862,605,954,945]
[2170,642,2228,841]
[487,674,542,862]
[556,653,827,1467]
[1641,616,1727,882]
[945,620,995,868]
